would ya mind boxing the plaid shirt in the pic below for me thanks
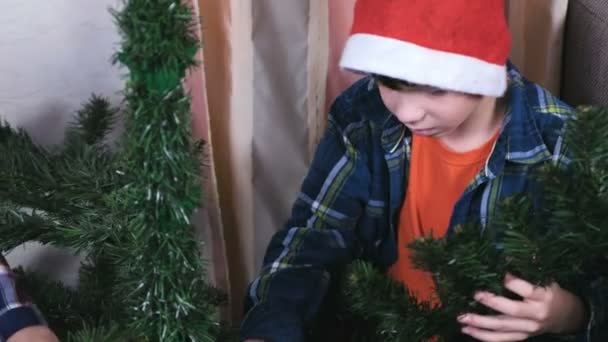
[0,256,45,341]
[241,64,606,341]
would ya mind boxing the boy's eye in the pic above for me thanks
[429,89,447,96]
[374,74,448,95]
[374,75,409,90]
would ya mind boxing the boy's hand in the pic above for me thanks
[457,273,587,342]
[7,326,58,342]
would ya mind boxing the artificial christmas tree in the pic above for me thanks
[0,1,226,340]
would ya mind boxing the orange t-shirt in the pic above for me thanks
[388,131,499,304]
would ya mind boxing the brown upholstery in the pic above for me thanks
[561,0,608,106]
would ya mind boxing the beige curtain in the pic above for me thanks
[185,0,232,321]
[193,0,570,323]
[195,0,250,322]
[196,0,329,320]
[325,0,360,116]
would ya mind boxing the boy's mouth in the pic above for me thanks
[410,128,436,136]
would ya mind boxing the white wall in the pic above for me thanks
[0,0,123,285]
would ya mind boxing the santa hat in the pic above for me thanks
[339,0,511,97]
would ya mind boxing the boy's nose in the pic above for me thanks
[396,106,426,125]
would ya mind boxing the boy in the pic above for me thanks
[241,0,604,341]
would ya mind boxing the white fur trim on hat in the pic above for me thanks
[339,33,507,97]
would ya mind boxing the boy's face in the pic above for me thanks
[376,77,486,138]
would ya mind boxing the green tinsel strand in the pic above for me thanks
[111,1,220,340]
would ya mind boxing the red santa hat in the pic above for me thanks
[339,0,512,97]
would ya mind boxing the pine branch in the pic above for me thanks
[0,204,52,251]
[110,1,220,340]
[342,261,442,341]
[0,123,121,218]
[111,0,199,81]
[15,268,84,338]
[410,224,504,316]
[76,255,124,323]
[561,106,608,272]
[1,1,221,339]
[498,195,585,291]
[66,322,136,342]
[66,94,118,146]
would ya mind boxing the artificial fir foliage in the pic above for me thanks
[343,106,608,341]
[111,0,221,340]
[0,1,227,341]
[0,95,131,340]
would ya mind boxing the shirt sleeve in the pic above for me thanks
[240,110,369,341]
[0,256,46,342]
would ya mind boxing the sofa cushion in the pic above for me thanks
[561,0,608,106]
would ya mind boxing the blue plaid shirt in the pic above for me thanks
[241,65,606,341]
[0,256,45,341]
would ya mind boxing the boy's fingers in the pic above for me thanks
[461,326,529,342]
[458,313,541,333]
[504,273,536,299]
[474,292,536,319]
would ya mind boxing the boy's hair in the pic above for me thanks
[372,74,483,98]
